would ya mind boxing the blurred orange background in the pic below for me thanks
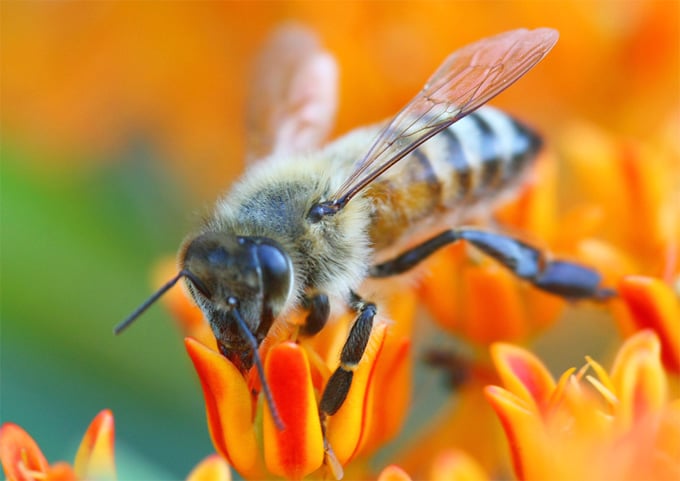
[3,1,677,198]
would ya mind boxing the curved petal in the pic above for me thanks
[461,264,527,343]
[186,454,231,481]
[376,464,412,481]
[357,291,415,454]
[490,343,556,412]
[484,385,546,481]
[73,409,116,480]
[0,423,49,481]
[327,321,387,464]
[618,276,680,373]
[609,330,667,430]
[184,338,260,478]
[429,449,489,481]
[263,342,324,480]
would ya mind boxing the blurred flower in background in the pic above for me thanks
[2,1,677,479]
[0,410,116,481]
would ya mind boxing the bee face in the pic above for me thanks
[181,232,294,370]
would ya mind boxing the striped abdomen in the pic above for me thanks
[366,106,542,249]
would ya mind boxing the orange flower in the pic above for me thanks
[617,275,680,373]
[181,287,415,480]
[557,120,679,280]
[485,330,680,480]
[0,410,116,481]
[186,454,231,481]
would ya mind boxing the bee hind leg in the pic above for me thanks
[370,228,615,300]
[319,292,377,416]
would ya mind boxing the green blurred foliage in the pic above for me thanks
[1,142,214,478]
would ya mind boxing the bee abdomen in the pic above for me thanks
[422,106,542,206]
[367,106,542,249]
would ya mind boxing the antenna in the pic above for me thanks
[114,271,184,335]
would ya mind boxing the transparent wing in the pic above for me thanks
[245,24,338,164]
[330,28,558,206]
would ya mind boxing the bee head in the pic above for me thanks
[181,232,293,363]
[116,231,292,431]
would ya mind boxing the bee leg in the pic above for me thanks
[370,228,615,300]
[319,292,377,416]
[300,292,331,336]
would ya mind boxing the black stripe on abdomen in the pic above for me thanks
[468,111,503,191]
[509,118,543,178]
[441,128,471,197]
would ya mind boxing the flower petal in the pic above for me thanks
[609,330,668,430]
[461,264,527,343]
[490,343,556,411]
[377,464,412,481]
[186,454,231,481]
[484,385,547,481]
[493,153,557,242]
[359,336,411,454]
[618,275,680,372]
[263,342,324,480]
[184,338,261,478]
[327,321,387,464]
[45,463,78,481]
[357,291,415,454]
[0,423,49,481]
[73,409,116,480]
[429,449,489,481]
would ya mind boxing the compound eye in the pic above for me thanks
[255,242,292,299]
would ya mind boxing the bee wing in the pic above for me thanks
[245,24,338,163]
[330,28,558,205]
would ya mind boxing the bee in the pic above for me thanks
[117,26,612,432]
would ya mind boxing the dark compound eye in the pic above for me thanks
[255,241,291,299]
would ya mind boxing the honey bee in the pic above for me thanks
[117,26,612,432]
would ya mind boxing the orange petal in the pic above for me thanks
[356,290,415,454]
[609,330,667,429]
[654,400,680,479]
[484,385,548,481]
[45,463,78,481]
[490,343,556,412]
[184,338,260,478]
[263,342,324,480]
[359,337,411,454]
[618,276,680,372]
[327,322,387,464]
[493,152,557,242]
[461,263,527,344]
[417,243,466,332]
[0,423,49,481]
[186,454,231,481]
[376,464,412,481]
[73,410,116,480]
[429,449,489,481]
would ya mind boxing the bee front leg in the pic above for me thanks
[370,228,615,300]
[319,292,377,416]
[300,291,331,336]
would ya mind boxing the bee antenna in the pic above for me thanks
[228,297,286,431]
[114,271,185,335]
